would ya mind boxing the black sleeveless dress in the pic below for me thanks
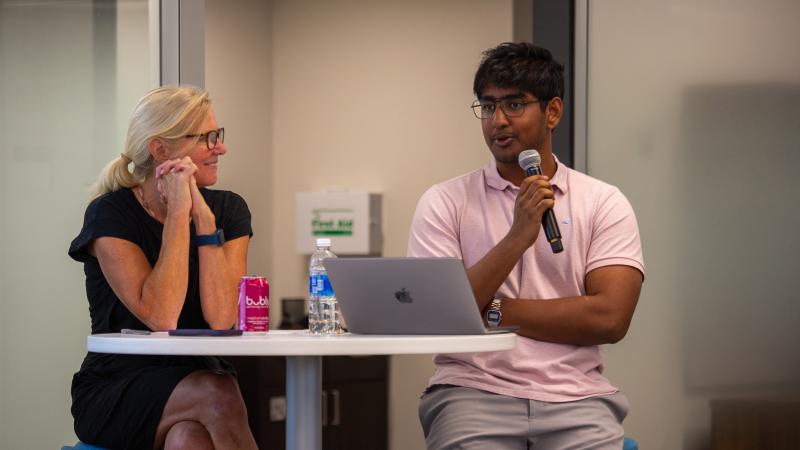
[68,187,252,450]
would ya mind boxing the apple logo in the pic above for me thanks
[394,287,413,304]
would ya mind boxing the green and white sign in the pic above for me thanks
[296,191,383,254]
[312,208,354,236]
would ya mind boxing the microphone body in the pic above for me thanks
[518,150,564,253]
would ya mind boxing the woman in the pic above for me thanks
[69,86,258,450]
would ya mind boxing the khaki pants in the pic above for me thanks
[418,385,629,450]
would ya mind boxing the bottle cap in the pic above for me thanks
[315,238,331,247]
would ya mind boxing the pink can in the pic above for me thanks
[238,276,270,333]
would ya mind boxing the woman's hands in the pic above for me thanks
[155,157,195,217]
[188,175,216,234]
[155,157,215,232]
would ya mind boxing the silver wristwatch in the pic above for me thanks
[486,298,503,328]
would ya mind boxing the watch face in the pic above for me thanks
[488,310,501,323]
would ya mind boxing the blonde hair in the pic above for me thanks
[90,85,211,198]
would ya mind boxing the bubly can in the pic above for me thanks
[238,276,269,333]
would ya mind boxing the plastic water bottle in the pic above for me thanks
[308,238,341,335]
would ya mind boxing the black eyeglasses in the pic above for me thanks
[471,99,541,119]
[185,127,225,150]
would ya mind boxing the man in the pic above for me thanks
[407,42,645,449]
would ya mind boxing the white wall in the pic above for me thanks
[589,0,800,448]
[205,0,274,279]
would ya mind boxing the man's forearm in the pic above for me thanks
[500,266,642,345]
[502,294,628,345]
[467,234,530,311]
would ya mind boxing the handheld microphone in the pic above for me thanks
[518,149,564,253]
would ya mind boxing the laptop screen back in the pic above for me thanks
[324,257,489,335]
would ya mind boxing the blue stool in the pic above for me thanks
[61,442,110,450]
[623,436,639,450]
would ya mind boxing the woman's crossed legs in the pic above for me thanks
[154,370,258,450]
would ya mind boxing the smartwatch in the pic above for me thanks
[196,229,225,246]
[486,298,503,328]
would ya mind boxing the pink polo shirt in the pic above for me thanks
[407,157,645,402]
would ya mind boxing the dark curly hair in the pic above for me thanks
[473,42,565,110]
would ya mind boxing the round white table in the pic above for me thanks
[88,330,516,450]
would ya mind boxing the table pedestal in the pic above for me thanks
[286,355,322,450]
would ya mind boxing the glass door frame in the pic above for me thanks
[154,0,205,87]
[573,0,588,173]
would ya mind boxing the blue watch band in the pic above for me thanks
[196,229,225,246]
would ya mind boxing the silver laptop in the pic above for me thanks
[324,257,517,335]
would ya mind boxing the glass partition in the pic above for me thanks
[0,1,154,446]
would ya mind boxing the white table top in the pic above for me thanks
[87,329,517,356]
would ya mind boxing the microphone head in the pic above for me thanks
[518,149,541,170]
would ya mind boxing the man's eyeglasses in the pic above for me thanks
[185,127,225,150]
[471,99,541,119]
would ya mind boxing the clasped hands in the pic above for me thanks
[154,157,214,228]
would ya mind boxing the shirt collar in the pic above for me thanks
[483,154,568,194]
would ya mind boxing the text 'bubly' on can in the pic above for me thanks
[238,276,269,333]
